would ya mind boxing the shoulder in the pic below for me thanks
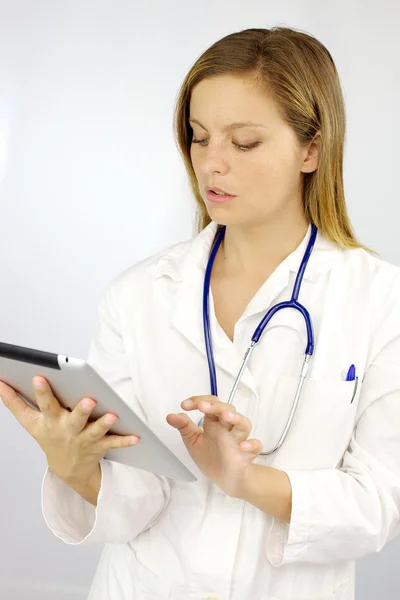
[342,246,400,301]
[99,235,195,306]
[342,248,400,352]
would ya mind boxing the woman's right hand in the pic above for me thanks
[0,375,141,487]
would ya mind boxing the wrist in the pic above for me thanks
[65,463,102,506]
[236,463,257,500]
[237,463,292,523]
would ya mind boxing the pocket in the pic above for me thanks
[267,569,351,600]
[261,375,360,470]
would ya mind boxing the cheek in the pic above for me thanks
[190,150,202,179]
[189,147,195,168]
[241,156,297,213]
[241,154,280,191]
[254,151,298,192]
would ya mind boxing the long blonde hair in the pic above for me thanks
[173,26,374,253]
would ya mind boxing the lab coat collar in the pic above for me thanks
[155,220,341,284]
[154,221,342,393]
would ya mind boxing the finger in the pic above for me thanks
[184,398,238,432]
[239,438,263,456]
[181,396,228,412]
[32,377,62,419]
[80,411,121,445]
[190,399,243,433]
[202,403,235,431]
[67,397,98,433]
[182,397,237,418]
[100,433,141,452]
[220,410,253,441]
[166,413,202,444]
[0,380,41,434]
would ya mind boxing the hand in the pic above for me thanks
[166,395,262,498]
[0,376,141,486]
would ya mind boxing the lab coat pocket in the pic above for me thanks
[269,583,349,600]
[268,572,351,600]
[264,375,360,470]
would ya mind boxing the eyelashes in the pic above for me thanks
[191,139,261,152]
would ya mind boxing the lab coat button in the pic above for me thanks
[241,388,253,399]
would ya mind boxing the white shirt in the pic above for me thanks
[41,221,400,600]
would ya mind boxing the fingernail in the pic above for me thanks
[82,399,95,412]
[33,378,45,389]
[182,399,194,408]
[225,411,236,420]
[128,436,140,445]
[104,414,117,425]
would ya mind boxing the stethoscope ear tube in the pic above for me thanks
[202,225,226,398]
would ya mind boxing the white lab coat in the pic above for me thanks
[41,221,400,600]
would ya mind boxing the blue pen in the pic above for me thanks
[346,364,356,381]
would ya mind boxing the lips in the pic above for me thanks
[205,186,235,196]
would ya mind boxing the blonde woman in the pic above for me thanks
[2,26,400,600]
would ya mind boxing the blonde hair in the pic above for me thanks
[173,26,374,253]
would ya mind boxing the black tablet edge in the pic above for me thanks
[0,341,61,370]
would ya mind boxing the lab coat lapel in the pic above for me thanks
[164,222,256,390]
[240,224,341,320]
[160,221,342,391]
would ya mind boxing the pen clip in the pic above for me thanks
[350,376,359,404]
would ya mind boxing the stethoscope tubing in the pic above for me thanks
[198,224,318,456]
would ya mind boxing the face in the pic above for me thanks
[189,74,320,228]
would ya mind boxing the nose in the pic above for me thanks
[195,145,230,177]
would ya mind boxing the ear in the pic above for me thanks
[301,132,321,174]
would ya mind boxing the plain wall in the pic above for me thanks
[0,1,399,598]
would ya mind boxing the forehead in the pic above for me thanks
[189,75,281,128]
[188,117,268,133]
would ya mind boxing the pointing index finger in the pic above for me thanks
[181,396,237,412]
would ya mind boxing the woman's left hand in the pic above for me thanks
[166,395,262,498]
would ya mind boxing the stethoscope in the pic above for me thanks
[198,223,318,455]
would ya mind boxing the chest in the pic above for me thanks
[210,271,271,343]
[128,270,368,474]
[122,258,374,474]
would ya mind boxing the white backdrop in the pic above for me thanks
[0,1,399,599]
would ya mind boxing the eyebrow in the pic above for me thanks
[188,117,267,131]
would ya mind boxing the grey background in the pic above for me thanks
[0,1,398,598]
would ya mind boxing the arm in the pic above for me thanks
[241,280,400,567]
[41,278,171,545]
[49,462,102,506]
[239,465,292,524]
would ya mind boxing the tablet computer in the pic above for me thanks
[0,341,197,482]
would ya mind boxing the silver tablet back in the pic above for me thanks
[0,341,197,482]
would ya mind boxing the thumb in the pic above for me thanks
[166,412,201,445]
[0,381,41,435]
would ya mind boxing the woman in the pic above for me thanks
[1,26,400,600]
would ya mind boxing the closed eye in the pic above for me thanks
[191,139,261,151]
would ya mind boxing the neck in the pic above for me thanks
[217,215,310,280]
